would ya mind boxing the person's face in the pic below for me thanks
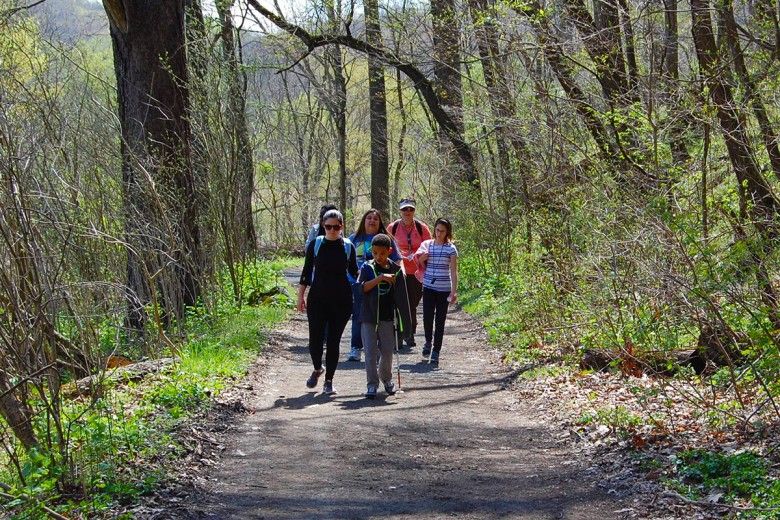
[434,225,448,241]
[372,245,391,265]
[322,217,342,239]
[400,206,415,221]
[364,212,381,234]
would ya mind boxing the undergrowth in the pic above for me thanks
[0,258,296,518]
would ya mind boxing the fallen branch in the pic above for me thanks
[62,358,175,397]
[662,490,780,513]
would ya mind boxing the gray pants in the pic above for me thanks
[361,320,395,387]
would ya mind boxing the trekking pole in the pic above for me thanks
[393,310,402,391]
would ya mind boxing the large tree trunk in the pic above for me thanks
[432,0,476,186]
[104,0,202,327]
[690,0,778,232]
[218,0,258,258]
[365,0,389,218]
[690,0,780,326]
[564,0,637,106]
[719,0,780,181]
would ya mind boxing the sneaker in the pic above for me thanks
[323,380,337,395]
[383,380,396,395]
[365,384,378,399]
[306,368,324,388]
[347,346,362,362]
[430,350,440,363]
[422,344,432,357]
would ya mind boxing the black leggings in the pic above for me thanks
[422,287,450,351]
[307,298,352,381]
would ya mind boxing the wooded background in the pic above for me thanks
[1,0,780,510]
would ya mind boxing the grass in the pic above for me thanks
[670,450,780,518]
[0,259,294,519]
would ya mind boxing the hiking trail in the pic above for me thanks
[157,270,630,519]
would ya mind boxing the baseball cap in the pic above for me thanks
[398,198,416,210]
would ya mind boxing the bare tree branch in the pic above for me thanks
[245,0,477,184]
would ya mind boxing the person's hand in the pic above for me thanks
[381,273,396,284]
[297,296,306,312]
[448,292,458,304]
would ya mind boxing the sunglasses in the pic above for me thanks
[401,207,415,212]
[323,224,342,231]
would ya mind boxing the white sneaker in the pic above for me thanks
[347,346,362,362]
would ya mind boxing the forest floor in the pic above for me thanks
[128,272,717,520]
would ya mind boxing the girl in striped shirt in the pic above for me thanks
[414,218,458,363]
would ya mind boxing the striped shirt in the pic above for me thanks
[420,240,458,292]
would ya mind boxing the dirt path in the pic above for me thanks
[163,274,630,519]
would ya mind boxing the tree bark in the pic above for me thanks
[563,0,638,105]
[104,0,202,326]
[511,1,622,168]
[690,0,778,234]
[617,0,639,93]
[365,0,390,218]
[719,0,780,181]
[691,0,780,327]
[431,0,474,187]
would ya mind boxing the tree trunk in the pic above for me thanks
[564,0,637,105]
[104,0,202,326]
[0,371,37,451]
[469,0,532,213]
[365,0,390,218]
[719,0,780,181]
[690,0,778,234]
[661,0,690,168]
[511,1,622,169]
[617,0,639,93]
[432,0,476,186]
[691,0,780,326]
[218,0,257,258]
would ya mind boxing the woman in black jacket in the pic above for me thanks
[297,210,358,395]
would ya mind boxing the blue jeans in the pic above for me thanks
[351,283,364,350]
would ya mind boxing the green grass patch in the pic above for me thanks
[577,405,645,435]
[670,450,780,516]
[0,260,293,519]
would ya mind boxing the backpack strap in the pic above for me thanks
[390,219,423,238]
[342,237,353,259]
[316,235,353,259]
[313,235,325,257]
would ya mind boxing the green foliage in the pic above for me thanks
[577,406,644,434]
[673,450,780,514]
[0,259,292,518]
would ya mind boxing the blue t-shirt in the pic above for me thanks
[422,241,458,292]
[349,233,402,268]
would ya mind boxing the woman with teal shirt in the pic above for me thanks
[347,209,401,362]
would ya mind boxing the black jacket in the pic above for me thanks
[356,261,413,335]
